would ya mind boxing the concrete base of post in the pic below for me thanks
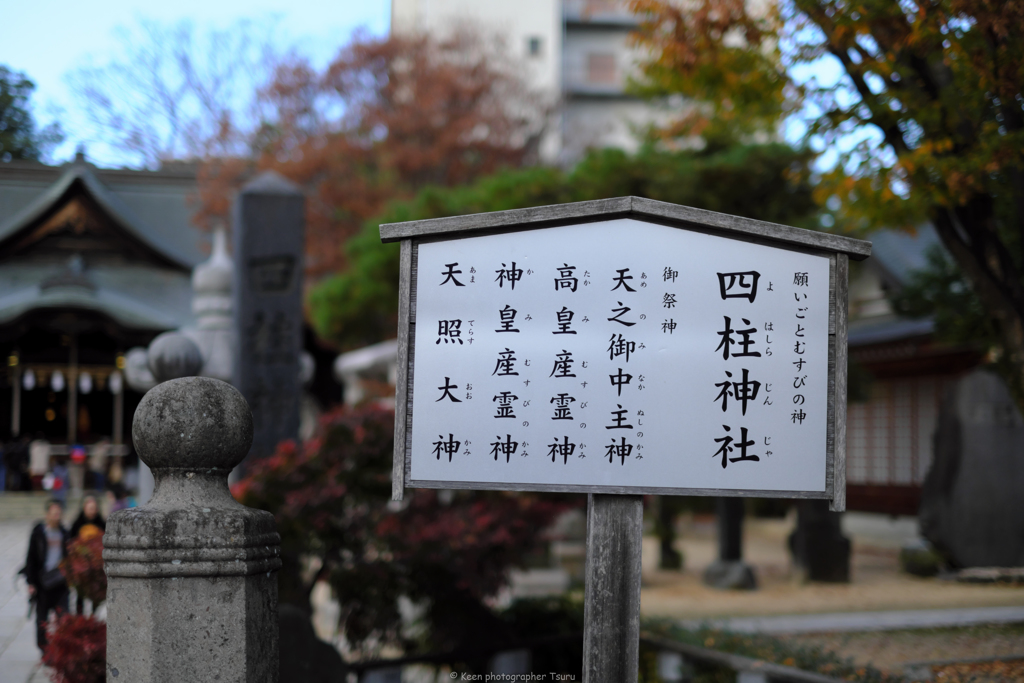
[106,571,277,681]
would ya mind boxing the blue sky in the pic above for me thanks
[2,1,868,175]
[1,1,390,165]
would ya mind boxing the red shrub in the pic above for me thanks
[61,536,107,606]
[43,614,106,683]
[234,404,574,651]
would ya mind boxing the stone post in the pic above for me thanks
[788,499,850,582]
[232,172,305,467]
[656,496,683,570]
[137,331,205,505]
[104,376,281,682]
[703,498,756,589]
[921,369,1024,567]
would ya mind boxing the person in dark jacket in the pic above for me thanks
[68,494,105,614]
[24,499,69,651]
[69,494,105,540]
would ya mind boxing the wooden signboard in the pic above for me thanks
[381,197,871,682]
[384,197,870,508]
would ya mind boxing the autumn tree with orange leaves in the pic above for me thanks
[71,22,546,278]
[630,0,1024,407]
[195,31,547,278]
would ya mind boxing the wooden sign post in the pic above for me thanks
[381,197,871,683]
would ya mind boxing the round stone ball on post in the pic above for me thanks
[104,377,280,683]
[146,331,203,383]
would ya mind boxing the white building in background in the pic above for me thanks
[391,0,669,164]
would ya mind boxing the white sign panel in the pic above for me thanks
[410,218,831,494]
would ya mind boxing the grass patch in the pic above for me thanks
[641,620,905,682]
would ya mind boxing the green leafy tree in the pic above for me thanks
[890,245,1014,391]
[893,247,994,349]
[0,66,62,161]
[628,0,1024,409]
[310,143,818,349]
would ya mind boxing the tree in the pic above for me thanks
[192,31,546,278]
[0,66,63,162]
[232,404,568,657]
[69,20,545,274]
[66,19,279,167]
[309,142,819,349]
[628,0,1024,405]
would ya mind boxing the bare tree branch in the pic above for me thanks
[66,18,285,167]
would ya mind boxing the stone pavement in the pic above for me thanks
[0,518,46,683]
[0,493,108,683]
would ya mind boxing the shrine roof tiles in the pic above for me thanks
[0,159,206,269]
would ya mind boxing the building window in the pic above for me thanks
[585,0,620,14]
[527,36,543,57]
[846,376,950,487]
[586,53,617,84]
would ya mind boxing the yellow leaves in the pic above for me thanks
[629,0,789,140]
[637,0,1021,248]
[814,161,927,238]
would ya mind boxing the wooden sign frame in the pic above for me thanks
[382,197,871,511]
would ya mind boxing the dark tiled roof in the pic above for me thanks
[868,224,945,287]
[0,159,202,332]
[0,261,192,330]
[848,315,935,347]
[0,159,207,268]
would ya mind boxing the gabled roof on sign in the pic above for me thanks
[379,196,873,260]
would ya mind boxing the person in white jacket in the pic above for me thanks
[28,436,51,489]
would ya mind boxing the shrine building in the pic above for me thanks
[0,153,206,449]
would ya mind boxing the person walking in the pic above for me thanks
[68,444,87,496]
[88,439,110,491]
[5,436,29,491]
[68,494,105,614]
[23,499,70,652]
[28,434,50,490]
[48,456,69,505]
[107,483,136,512]
[69,494,105,539]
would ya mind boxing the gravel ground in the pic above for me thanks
[640,516,1024,620]
[778,623,1024,678]
[930,657,1024,682]
[640,514,1024,679]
